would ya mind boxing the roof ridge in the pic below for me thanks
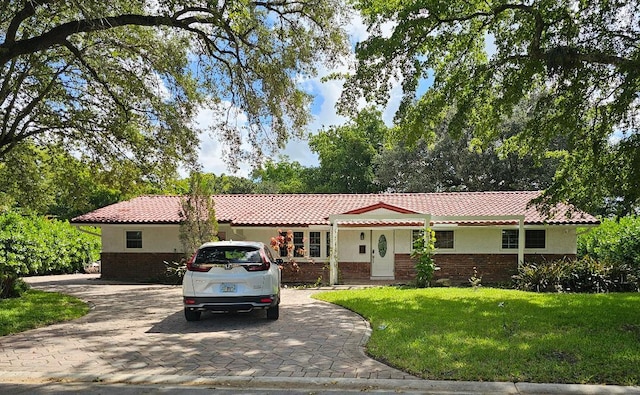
[208,190,543,196]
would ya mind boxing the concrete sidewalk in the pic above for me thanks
[1,274,639,394]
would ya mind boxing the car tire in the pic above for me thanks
[184,308,201,322]
[266,305,279,320]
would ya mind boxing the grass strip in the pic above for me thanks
[0,290,89,336]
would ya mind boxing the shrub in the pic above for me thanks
[0,211,100,298]
[411,228,439,288]
[513,257,640,293]
[0,276,30,298]
[578,216,640,268]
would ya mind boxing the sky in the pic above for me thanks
[193,15,404,179]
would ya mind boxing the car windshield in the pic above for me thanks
[195,246,262,264]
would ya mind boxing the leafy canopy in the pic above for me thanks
[375,99,563,193]
[308,107,387,193]
[0,0,349,176]
[341,0,640,216]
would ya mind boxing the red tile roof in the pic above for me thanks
[71,192,599,226]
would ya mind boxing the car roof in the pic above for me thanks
[198,240,265,249]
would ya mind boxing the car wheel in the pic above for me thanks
[184,308,201,322]
[266,305,279,320]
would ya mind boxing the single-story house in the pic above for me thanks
[70,191,599,285]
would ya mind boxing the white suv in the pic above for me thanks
[182,241,282,321]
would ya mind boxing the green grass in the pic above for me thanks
[313,287,640,385]
[0,290,89,336]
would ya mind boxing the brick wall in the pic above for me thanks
[428,253,576,284]
[431,254,518,283]
[101,252,184,283]
[338,262,371,283]
[394,254,417,282]
[101,252,576,285]
[280,261,329,284]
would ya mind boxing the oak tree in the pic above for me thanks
[0,1,349,178]
[341,0,640,216]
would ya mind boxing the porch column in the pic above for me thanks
[518,217,525,267]
[330,221,339,285]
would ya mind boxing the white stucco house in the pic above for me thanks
[71,191,599,284]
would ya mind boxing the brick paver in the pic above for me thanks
[1,275,415,380]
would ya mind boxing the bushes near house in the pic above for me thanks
[513,217,640,293]
[513,257,639,293]
[0,211,100,298]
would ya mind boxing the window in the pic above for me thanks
[309,231,321,257]
[126,231,142,249]
[434,231,454,249]
[502,229,547,249]
[411,229,425,250]
[502,230,519,249]
[525,229,546,249]
[294,231,304,257]
[195,245,261,264]
[412,230,422,244]
[412,229,454,249]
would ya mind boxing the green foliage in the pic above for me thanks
[0,142,175,219]
[250,156,314,193]
[410,228,439,287]
[578,216,640,268]
[0,211,100,298]
[375,101,563,192]
[313,287,640,385]
[343,0,640,215]
[0,290,89,336]
[164,259,187,284]
[172,172,256,195]
[309,107,388,193]
[513,257,639,293]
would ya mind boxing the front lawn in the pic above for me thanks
[313,287,640,385]
[0,290,89,336]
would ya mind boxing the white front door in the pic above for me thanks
[371,230,394,278]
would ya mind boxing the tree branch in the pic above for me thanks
[62,39,129,114]
[1,13,196,65]
[5,0,54,44]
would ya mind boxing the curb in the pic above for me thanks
[1,371,638,394]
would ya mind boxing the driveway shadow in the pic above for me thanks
[146,309,272,333]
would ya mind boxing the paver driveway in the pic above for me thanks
[1,275,414,380]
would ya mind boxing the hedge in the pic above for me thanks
[0,211,100,298]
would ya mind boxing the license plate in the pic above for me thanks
[220,283,236,293]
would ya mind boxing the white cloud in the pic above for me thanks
[189,104,253,178]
